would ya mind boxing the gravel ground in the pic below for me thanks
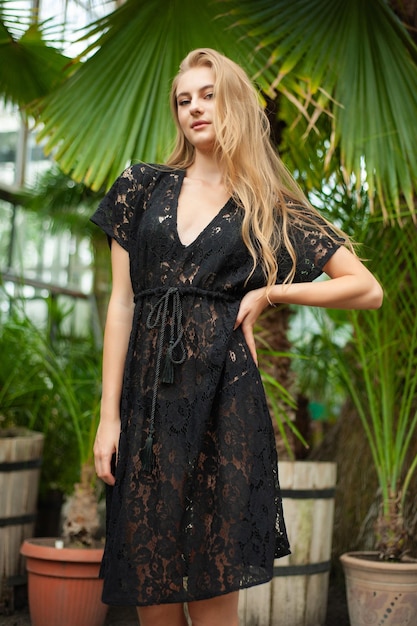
[0,577,350,626]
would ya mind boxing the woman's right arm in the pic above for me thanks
[93,241,134,485]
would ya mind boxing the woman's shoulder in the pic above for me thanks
[128,162,183,178]
[116,162,182,191]
[283,196,341,237]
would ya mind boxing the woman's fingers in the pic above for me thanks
[241,320,258,365]
[93,420,120,486]
[94,449,116,486]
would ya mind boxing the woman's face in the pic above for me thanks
[175,66,216,153]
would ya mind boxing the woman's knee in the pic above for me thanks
[136,602,188,626]
[187,591,239,626]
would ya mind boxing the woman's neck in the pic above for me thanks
[188,151,224,185]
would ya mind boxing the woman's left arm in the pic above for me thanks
[268,246,383,310]
[235,246,383,364]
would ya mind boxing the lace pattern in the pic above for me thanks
[90,163,342,605]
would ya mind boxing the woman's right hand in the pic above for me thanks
[94,242,133,486]
[93,417,121,485]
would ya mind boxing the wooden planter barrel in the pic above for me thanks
[0,428,44,611]
[238,461,337,626]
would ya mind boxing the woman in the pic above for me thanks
[91,48,382,626]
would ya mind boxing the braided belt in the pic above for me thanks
[137,287,185,471]
[135,286,238,472]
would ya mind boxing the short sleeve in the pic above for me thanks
[278,205,345,283]
[90,164,151,251]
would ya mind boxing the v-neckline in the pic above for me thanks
[173,169,232,249]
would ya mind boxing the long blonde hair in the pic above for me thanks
[167,48,348,286]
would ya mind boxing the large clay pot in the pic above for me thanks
[20,537,108,626]
[340,551,417,626]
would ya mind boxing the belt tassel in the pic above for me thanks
[140,434,155,472]
[143,288,186,472]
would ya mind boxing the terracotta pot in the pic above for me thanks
[20,537,108,626]
[340,551,417,626]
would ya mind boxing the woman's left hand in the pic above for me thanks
[234,288,269,365]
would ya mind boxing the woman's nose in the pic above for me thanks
[189,99,202,115]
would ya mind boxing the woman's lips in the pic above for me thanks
[191,121,209,129]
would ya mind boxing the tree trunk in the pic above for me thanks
[256,304,297,458]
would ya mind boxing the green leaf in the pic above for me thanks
[35,0,276,190]
[229,0,417,218]
[0,3,71,109]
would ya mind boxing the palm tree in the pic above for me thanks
[2,0,417,549]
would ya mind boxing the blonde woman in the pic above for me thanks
[92,49,382,626]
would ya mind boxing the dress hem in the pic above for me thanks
[102,573,274,607]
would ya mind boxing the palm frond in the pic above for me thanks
[0,1,71,109]
[36,0,276,190]
[331,220,417,522]
[228,0,417,219]
[21,166,101,236]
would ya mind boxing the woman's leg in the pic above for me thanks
[187,591,239,626]
[136,603,188,626]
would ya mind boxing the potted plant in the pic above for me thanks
[0,155,110,621]
[0,311,84,603]
[0,297,105,619]
[17,315,107,626]
[328,221,417,625]
[0,312,50,612]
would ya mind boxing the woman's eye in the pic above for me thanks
[178,99,190,106]
[205,93,214,100]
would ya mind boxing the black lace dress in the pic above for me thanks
[90,163,342,606]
